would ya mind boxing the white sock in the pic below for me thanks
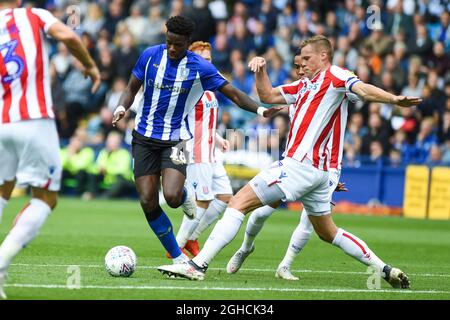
[190,199,227,240]
[332,228,385,271]
[240,205,275,252]
[192,208,245,267]
[279,209,313,269]
[172,252,189,264]
[176,207,206,248]
[0,198,51,273]
[0,198,8,224]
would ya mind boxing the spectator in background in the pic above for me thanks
[183,0,216,42]
[334,35,358,71]
[267,52,289,87]
[428,41,450,78]
[62,57,95,137]
[363,22,394,57]
[211,33,231,73]
[102,0,125,38]
[112,29,139,80]
[231,60,254,95]
[250,0,279,33]
[386,0,414,42]
[60,135,95,196]
[82,3,105,38]
[105,77,127,113]
[124,4,147,45]
[370,140,385,162]
[426,145,443,165]
[274,26,293,70]
[409,23,433,58]
[362,113,391,156]
[229,21,254,57]
[83,132,134,200]
[414,117,439,163]
[141,6,166,47]
[252,20,272,55]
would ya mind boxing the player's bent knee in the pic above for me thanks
[164,191,182,208]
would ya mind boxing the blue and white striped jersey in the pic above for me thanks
[132,44,228,141]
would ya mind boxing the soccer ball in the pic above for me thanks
[105,246,137,277]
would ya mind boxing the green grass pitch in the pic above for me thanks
[1,197,449,300]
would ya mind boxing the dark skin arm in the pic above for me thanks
[112,74,142,126]
[219,83,284,118]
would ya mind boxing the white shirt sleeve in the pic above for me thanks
[31,8,59,33]
[278,79,302,104]
[330,65,362,94]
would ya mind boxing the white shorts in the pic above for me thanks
[0,118,62,191]
[186,162,233,201]
[328,169,341,201]
[249,157,330,215]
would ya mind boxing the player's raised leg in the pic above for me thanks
[307,214,410,289]
[157,171,286,280]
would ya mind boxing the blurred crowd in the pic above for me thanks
[22,0,450,196]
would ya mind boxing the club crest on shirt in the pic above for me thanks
[300,82,319,94]
[179,67,190,81]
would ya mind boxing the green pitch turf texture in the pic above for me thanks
[1,197,449,300]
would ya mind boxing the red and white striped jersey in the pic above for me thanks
[0,8,58,124]
[186,91,219,163]
[278,65,360,171]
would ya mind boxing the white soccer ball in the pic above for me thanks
[105,246,137,277]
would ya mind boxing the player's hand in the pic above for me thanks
[220,139,230,153]
[335,182,348,192]
[248,57,267,73]
[263,106,285,118]
[392,96,422,107]
[83,65,101,94]
[112,106,126,127]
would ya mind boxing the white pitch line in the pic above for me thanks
[4,283,450,294]
[10,263,450,278]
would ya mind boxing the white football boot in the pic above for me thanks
[226,245,254,274]
[275,266,299,281]
[158,260,206,280]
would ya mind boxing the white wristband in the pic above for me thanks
[257,106,267,116]
[114,105,126,116]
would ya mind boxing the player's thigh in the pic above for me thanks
[0,123,20,183]
[186,163,214,201]
[229,180,280,214]
[131,137,161,178]
[211,162,233,197]
[14,119,62,191]
[161,168,186,200]
[135,174,160,209]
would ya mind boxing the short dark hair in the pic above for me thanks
[165,15,196,38]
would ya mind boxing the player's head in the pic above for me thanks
[189,41,212,62]
[299,35,333,79]
[293,48,305,80]
[165,15,196,60]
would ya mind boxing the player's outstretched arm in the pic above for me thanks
[219,83,283,118]
[47,22,100,93]
[351,82,422,107]
[112,75,142,126]
[248,57,286,105]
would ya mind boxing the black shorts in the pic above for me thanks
[131,130,187,178]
